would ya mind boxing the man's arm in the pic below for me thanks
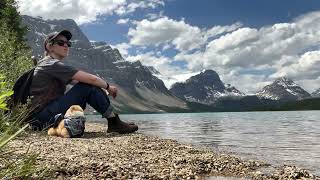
[72,71,109,89]
[72,71,118,98]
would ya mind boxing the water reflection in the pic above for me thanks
[123,113,226,148]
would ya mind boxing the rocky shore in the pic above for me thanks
[8,123,318,179]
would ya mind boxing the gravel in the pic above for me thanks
[7,123,318,179]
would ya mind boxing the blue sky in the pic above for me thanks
[17,0,320,93]
[81,0,320,44]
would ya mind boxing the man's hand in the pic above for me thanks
[104,85,118,98]
[69,80,79,85]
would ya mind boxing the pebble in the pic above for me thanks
[7,123,318,179]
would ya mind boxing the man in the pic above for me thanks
[30,30,138,134]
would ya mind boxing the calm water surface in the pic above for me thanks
[89,111,320,175]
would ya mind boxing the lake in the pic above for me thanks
[89,111,320,175]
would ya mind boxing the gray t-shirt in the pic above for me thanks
[30,56,78,107]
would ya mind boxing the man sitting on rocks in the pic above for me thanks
[29,30,138,134]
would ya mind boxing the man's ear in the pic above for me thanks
[46,43,53,52]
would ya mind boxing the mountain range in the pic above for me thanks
[21,15,320,113]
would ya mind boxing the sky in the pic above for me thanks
[17,0,320,94]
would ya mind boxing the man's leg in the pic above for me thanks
[33,83,138,133]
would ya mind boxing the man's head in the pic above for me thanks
[44,30,72,59]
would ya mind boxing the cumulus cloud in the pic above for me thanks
[126,52,197,88]
[111,42,132,57]
[128,17,189,47]
[128,17,242,52]
[117,18,130,24]
[145,10,165,20]
[126,52,185,76]
[297,77,320,93]
[17,0,165,25]
[115,0,164,15]
[203,19,320,70]
[207,28,258,52]
[271,50,320,80]
[221,73,271,94]
[17,0,126,24]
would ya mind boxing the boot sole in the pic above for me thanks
[107,126,138,134]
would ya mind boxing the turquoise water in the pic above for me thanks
[89,111,320,175]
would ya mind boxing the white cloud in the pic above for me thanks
[128,17,242,52]
[111,43,131,57]
[207,28,258,52]
[17,0,165,25]
[297,77,320,93]
[117,18,130,24]
[126,52,185,77]
[115,0,165,15]
[221,73,271,94]
[159,71,200,89]
[271,50,320,80]
[126,52,199,88]
[204,22,243,39]
[146,10,165,20]
[128,17,188,47]
[17,0,126,24]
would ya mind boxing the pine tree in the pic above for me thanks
[0,0,32,86]
[0,0,27,44]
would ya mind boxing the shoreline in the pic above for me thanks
[8,123,318,179]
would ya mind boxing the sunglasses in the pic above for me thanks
[52,40,72,47]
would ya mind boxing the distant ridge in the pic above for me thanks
[170,69,244,105]
[256,77,311,101]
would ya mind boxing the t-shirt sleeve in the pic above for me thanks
[46,61,78,84]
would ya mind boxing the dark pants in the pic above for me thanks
[31,83,113,130]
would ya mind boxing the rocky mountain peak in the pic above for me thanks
[170,69,244,105]
[274,76,298,88]
[91,42,123,62]
[91,41,109,48]
[146,66,160,75]
[256,77,311,101]
[311,88,320,97]
[187,69,223,89]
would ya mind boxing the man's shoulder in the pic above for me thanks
[38,56,60,64]
[38,56,60,66]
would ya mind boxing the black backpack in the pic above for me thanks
[8,68,35,109]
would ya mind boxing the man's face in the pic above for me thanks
[49,35,70,58]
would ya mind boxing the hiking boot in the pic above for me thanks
[107,113,138,134]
